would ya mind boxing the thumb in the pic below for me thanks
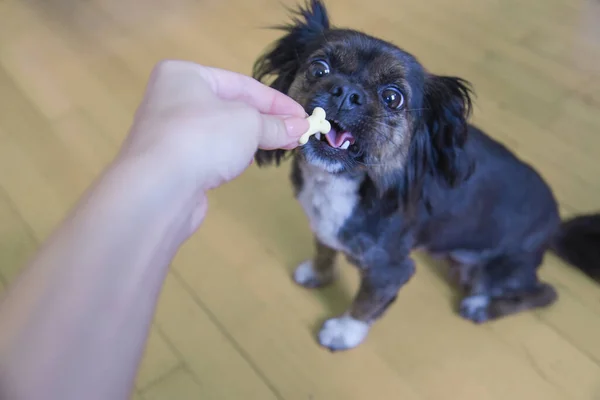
[258,115,309,150]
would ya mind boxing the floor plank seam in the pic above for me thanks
[137,363,188,396]
[170,269,286,400]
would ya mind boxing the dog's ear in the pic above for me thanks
[416,76,474,183]
[423,75,474,187]
[253,0,330,91]
[403,75,474,208]
[252,0,330,167]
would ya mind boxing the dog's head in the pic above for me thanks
[254,0,473,199]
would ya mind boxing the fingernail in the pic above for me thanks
[284,116,310,138]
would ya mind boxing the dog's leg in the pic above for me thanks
[293,238,337,288]
[459,250,557,323]
[317,259,415,351]
[447,257,478,293]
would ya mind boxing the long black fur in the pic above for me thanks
[404,75,475,207]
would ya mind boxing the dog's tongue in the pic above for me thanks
[325,128,354,148]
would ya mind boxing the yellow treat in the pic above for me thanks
[298,107,331,145]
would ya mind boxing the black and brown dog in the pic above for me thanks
[253,0,600,351]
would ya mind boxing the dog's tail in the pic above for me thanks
[550,213,600,283]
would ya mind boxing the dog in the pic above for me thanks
[252,0,600,351]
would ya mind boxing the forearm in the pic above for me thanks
[0,157,195,400]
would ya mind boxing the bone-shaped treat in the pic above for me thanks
[298,107,331,145]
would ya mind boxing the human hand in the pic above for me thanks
[119,60,308,191]
[113,60,309,232]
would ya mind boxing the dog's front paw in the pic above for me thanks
[293,260,335,288]
[318,315,370,351]
[459,294,490,323]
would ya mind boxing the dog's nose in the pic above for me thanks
[329,84,364,111]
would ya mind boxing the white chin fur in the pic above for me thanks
[306,156,345,173]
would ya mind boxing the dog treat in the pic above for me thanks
[298,107,331,145]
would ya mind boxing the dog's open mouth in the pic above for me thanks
[313,120,356,150]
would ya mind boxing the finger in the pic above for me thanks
[258,115,309,150]
[145,60,307,117]
[139,60,215,112]
[194,64,307,117]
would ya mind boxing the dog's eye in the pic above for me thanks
[307,60,330,78]
[381,88,404,109]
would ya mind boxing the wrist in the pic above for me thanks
[90,154,200,247]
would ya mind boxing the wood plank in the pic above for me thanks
[135,327,182,390]
[140,367,202,400]
[1,0,599,398]
[152,273,280,400]
[0,188,37,287]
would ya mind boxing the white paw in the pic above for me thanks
[293,260,334,288]
[293,261,317,285]
[318,315,370,351]
[459,294,490,324]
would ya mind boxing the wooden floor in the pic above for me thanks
[1,0,599,398]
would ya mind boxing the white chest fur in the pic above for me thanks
[296,163,361,252]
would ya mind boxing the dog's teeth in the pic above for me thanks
[315,132,322,141]
[341,141,350,150]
